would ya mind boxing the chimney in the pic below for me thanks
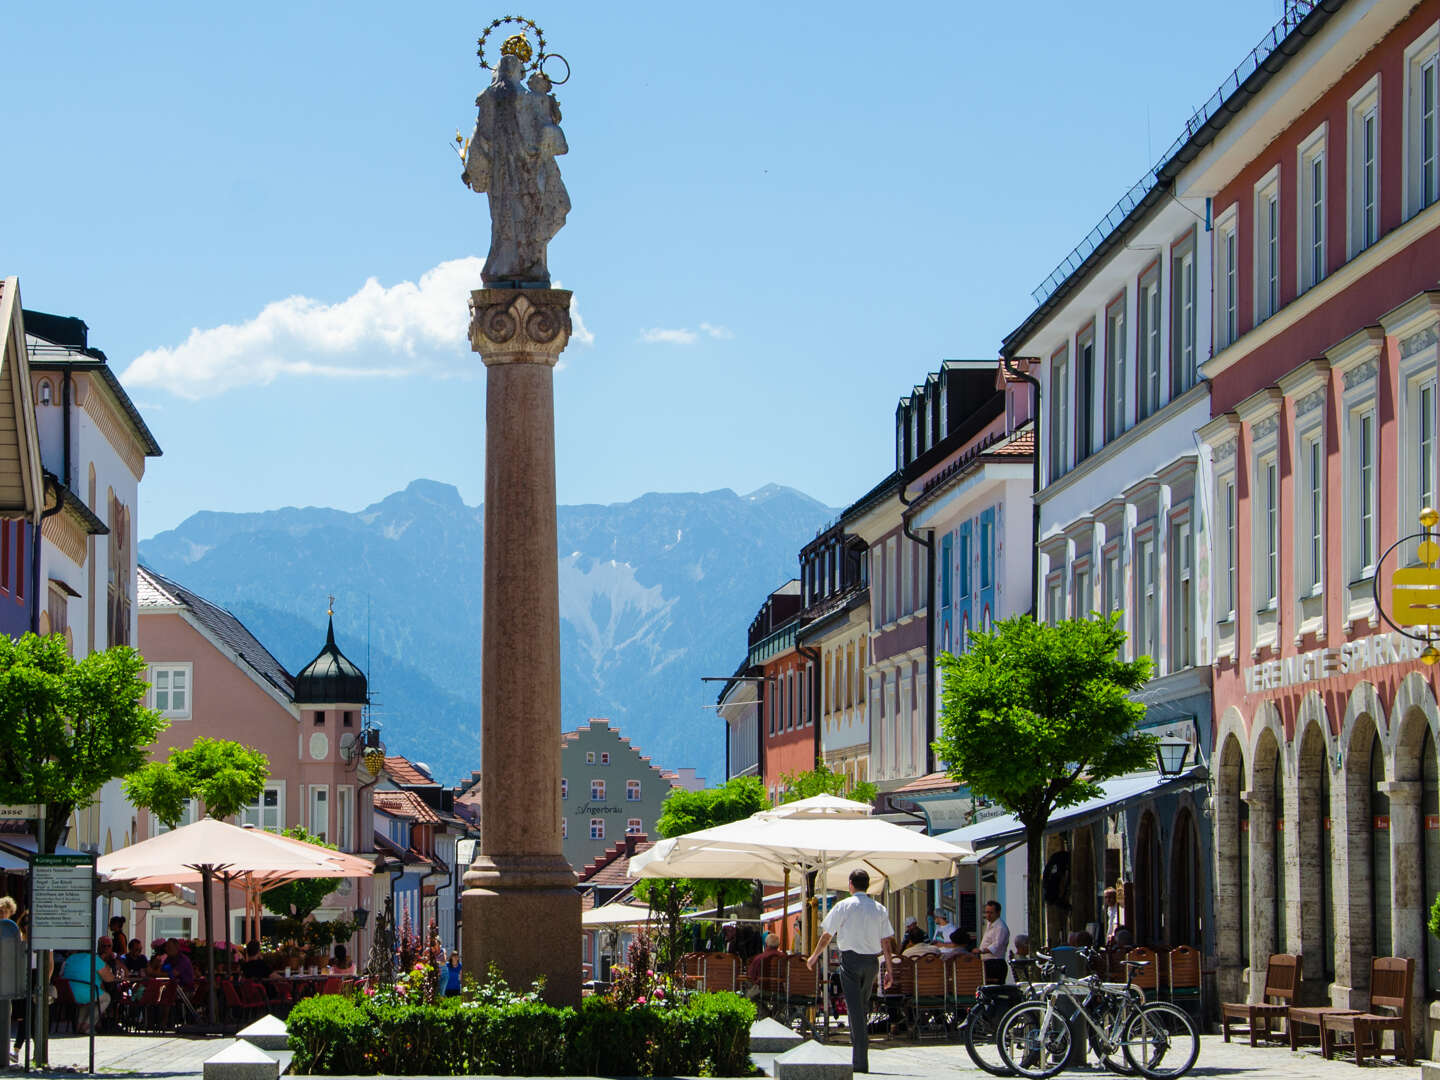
[624,832,647,858]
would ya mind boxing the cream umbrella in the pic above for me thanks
[98,819,374,1022]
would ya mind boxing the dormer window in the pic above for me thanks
[313,711,325,726]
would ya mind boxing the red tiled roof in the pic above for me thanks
[384,757,435,785]
[893,772,962,795]
[577,834,653,886]
[373,789,441,825]
[989,429,1035,457]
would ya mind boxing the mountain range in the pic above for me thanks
[138,480,838,786]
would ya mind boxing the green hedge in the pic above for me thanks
[286,990,756,1076]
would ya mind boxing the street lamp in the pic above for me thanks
[1155,734,1191,777]
[353,906,369,930]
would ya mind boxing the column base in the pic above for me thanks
[462,854,580,1007]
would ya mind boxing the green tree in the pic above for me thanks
[124,736,270,826]
[635,775,769,971]
[933,614,1156,942]
[0,633,166,853]
[262,826,342,920]
[779,761,878,806]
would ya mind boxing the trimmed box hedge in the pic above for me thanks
[286,990,756,1076]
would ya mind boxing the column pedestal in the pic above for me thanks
[461,287,580,1007]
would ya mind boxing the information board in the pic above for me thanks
[30,854,94,951]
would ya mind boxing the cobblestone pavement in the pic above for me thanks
[13,1031,1430,1078]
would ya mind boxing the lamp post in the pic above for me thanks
[1155,734,1192,777]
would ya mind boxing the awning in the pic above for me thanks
[581,903,653,928]
[936,766,1207,857]
[0,835,88,871]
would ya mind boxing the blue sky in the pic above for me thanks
[9,1,1295,537]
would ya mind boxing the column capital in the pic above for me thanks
[469,288,573,366]
[1380,778,1421,803]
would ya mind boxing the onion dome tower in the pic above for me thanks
[294,610,368,706]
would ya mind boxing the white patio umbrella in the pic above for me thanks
[580,903,654,928]
[627,811,972,893]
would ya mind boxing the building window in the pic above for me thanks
[1357,409,1378,575]
[1170,232,1197,394]
[1415,378,1437,530]
[309,785,328,842]
[600,751,610,765]
[336,786,353,850]
[626,780,641,801]
[561,778,568,800]
[1073,566,1091,620]
[313,710,325,726]
[626,818,642,835]
[1103,549,1122,622]
[979,514,994,589]
[1299,132,1327,291]
[1136,536,1157,660]
[1222,479,1238,618]
[586,751,595,764]
[150,664,192,719]
[1049,347,1070,480]
[240,785,282,833]
[1255,174,1280,322]
[106,495,131,646]
[591,779,606,801]
[1,522,10,593]
[1045,575,1063,625]
[939,533,952,609]
[1137,267,1162,420]
[1350,80,1381,255]
[1293,437,1319,595]
[1409,30,1440,218]
[153,799,198,837]
[958,525,972,600]
[47,584,69,642]
[1171,521,1194,670]
[590,818,604,841]
[1076,326,1096,463]
[562,818,567,840]
[1260,458,1279,607]
[1216,214,1238,349]
[1105,296,1127,441]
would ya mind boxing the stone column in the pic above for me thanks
[462,288,580,1006]
[1383,779,1425,1047]
[1244,787,1275,1002]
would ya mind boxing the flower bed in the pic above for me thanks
[286,990,756,1076]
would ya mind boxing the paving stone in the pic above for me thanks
[202,1039,279,1080]
[773,1039,852,1080]
[238,1014,290,1051]
[751,1016,806,1053]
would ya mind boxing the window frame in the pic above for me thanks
[149,662,193,720]
[590,818,605,841]
[239,783,284,833]
[1170,229,1198,394]
[1214,205,1239,349]
[309,784,329,843]
[1405,26,1440,218]
[1104,292,1128,442]
[1076,322,1097,463]
[1048,345,1071,481]
[1297,124,1328,292]
[626,779,641,802]
[1136,264,1163,420]
[1254,167,1281,323]
[1348,75,1383,257]
[1135,531,1158,662]
[591,779,606,802]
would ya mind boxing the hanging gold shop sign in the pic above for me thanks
[1376,507,1440,665]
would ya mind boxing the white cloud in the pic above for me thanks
[640,327,699,346]
[639,322,733,346]
[123,257,594,399]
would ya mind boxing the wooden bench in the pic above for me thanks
[1221,953,1301,1046]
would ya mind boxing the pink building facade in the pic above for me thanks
[136,568,377,953]
[1181,0,1440,1045]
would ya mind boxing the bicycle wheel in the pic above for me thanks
[1120,1002,1200,1079]
[962,1007,1015,1076]
[1086,1004,1136,1075]
[995,1001,1073,1080]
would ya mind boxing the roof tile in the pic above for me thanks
[373,789,442,826]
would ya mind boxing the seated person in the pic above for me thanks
[61,939,115,1033]
[745,932,784,992]
[329,945,355,975]
[1006,933,1032,984]
[240,940,271,980]
[1068,929,1094,948]
[939,928,976,957]
[161,938,196,991]
[902,939,941,957]
[900,915,927,949]
[122,939,150,976]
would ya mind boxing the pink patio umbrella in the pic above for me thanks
[97,819,374,1023]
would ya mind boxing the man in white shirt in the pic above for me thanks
[807,869,896,1073]
[978,900,1011,983]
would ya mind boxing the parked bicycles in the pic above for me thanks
[994,949,1199,1079]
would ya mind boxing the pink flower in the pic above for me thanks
[636,996,647,1005]
[646,970,654,978]
[364,987,376,997]
[654,988,665,999]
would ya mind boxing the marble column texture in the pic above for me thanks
[1383,779,1425,1046]
[461,287,580,1006]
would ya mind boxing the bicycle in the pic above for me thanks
[994,949,1199,1079]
